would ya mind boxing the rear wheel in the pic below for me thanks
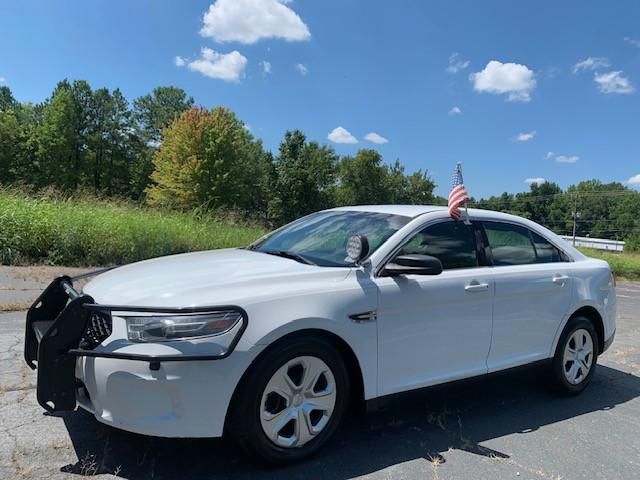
[551,316,598,395]
[229,337,349,464]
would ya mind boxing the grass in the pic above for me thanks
[2,187,638,279]
[0,188,266,266]
[579,247,640,281]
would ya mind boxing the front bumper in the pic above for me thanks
[24,272,251,436]
[72,346,260,437]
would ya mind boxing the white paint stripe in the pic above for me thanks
[617,294,631,298]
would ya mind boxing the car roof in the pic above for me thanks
[328,205,539,224]
[329,205,448,217]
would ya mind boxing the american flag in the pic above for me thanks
[448,162,469,219]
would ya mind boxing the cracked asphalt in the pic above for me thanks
[1,266,639,479]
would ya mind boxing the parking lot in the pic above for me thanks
[1,266,639,480]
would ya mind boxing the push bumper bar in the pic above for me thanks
[24,271,247,413]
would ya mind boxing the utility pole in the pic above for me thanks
[572,193,578,246]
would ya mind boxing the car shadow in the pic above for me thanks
[59,364,640,479]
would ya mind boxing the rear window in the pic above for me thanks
[531,231,564,263]
[482,221,567,265]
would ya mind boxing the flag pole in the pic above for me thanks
[458,161,471,225]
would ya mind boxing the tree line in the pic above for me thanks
[472,180,640,250]
[0,81,435,225]
[0,80,638,249]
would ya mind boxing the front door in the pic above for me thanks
[374,220,494,396]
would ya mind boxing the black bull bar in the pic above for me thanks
[23,270,248,413]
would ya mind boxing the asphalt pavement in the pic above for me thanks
[1,267,639,479]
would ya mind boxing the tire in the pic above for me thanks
[550,316,599,395]
[228,336,350,464]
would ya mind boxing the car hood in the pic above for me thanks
[82,248,351,308]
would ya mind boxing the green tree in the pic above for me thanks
[133,86,194,146]
[0,110,22,182]
[568,180,627,238]
[34,84,78,188]
[146,106,268,212]
[100,89,140,196]
[385,160,435,204]
[132,87,194,197]
[31,80,97,189]
[0,86,17,112]
[336,149,391,205]
[0,86,31,183]
[514,181,567,232]
[269,130,338,223]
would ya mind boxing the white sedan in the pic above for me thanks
[24,205,616,463]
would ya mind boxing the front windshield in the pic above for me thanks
[251,211,410,267]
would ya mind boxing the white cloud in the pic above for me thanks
[555,154,579,164]
[626,173,640,185]
[200,0,310,44]
[0,77,5,83]
[573,57,610,73]
[556,155,578,163]
[525,177,547,185]
[295,63,308,76]
[446,53,470,74]
[470,60,536,102]
[594,71,635,94]
[624,37,640,48]
[515,131,536,142]
[180,47,248,82]
[448,106,462,115]
[327,126,357,144]
[546,151,578,163]
[260,60,272,75]
[364,132,388,144]
[174,56,187,67]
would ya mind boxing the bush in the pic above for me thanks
[624,234,640,252]
[0,188,266,266]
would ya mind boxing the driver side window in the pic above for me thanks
[397,221,478,270]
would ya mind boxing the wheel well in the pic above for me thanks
[570,306,605,353]
[224,329,366,431]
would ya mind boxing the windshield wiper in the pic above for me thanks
[260,250,317,266]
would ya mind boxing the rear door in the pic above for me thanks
[480,221,574,371]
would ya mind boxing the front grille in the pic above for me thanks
[80,312,113,349]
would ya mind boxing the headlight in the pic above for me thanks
[125,310,242,343]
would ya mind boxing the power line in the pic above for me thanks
[471,190,640,203]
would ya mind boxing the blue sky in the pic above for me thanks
[1,0,639,198]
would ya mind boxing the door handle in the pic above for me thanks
[465,281,489,292]
[552,274,569,285]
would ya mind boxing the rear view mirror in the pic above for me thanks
[383,254,443,277]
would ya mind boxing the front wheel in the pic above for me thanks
[228,337,349,464]
[551,316,598,395]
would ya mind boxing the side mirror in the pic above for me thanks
[383,254,443,277]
